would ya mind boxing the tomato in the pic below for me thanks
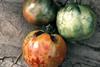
[23,0,58,25]
[56,3,96,40]
[22,30,67,67]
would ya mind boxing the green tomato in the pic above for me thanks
[23,0,58,25]
[56,3,96,40]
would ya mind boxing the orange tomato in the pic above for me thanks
[22,30,67,67]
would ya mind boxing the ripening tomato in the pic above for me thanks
[23,0,58,25]
[22,30,67,67]
[56,3,96,40]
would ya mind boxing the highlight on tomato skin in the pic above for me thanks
[23,0,58,25]
[22,30,67,67]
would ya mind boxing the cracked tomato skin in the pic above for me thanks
[22,30,67,67]
[23,0,58,25]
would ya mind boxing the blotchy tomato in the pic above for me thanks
[23,0,58,25]
[22,30,67,67]
[57,3,96,40]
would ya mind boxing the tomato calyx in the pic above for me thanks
[40,23,58,34]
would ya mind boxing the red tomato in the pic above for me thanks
[22,30,67,67]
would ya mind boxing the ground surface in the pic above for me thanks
[0,0,100,67]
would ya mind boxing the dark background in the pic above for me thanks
[0,0,100,67]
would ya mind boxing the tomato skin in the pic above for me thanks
[23,0,58,25]
[22,30,67,67]
[56,3,96,40]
